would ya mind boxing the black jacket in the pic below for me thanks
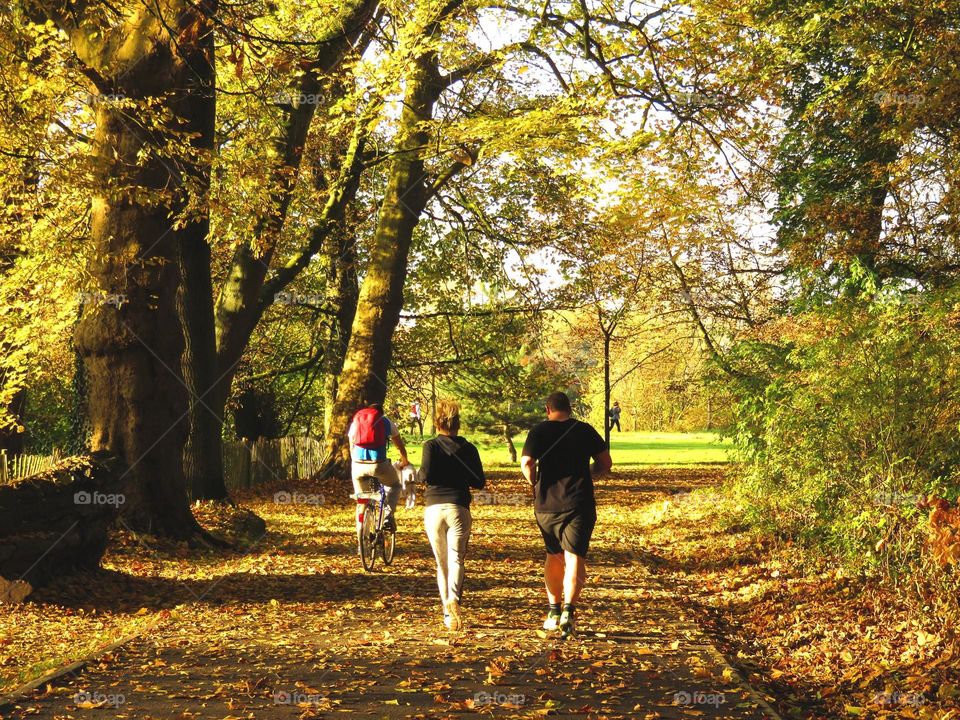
[417,435,486,507]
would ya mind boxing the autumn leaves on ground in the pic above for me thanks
[1,461,957,719]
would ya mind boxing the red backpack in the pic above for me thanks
[353,407,387,449]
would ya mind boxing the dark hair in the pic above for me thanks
[545,392,571,413]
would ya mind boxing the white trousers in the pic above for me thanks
[424,503,472,605]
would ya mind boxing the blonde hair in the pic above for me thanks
[434,398,461,433]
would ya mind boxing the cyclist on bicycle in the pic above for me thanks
[348,402,410,551]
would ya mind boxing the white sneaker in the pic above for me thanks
[543,612,561,631]
[559,609,575,637]
[445,600,462,630]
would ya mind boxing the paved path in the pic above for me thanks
[4,469,778,719]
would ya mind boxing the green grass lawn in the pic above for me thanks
[399,430,732,469]
[607,431,733,466]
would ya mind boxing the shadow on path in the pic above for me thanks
[5,467,786,719]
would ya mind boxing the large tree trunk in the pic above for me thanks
[323,51,446,471]
[58,1,218,538]
[429,371,437,436]
[74,99,198,537]
[175,16,227,501]
[178,237,226,500]
[848,168,895,282]
[321,227,359,439]
[208,122,368,462]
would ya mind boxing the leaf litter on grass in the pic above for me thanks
[634,466,960,720]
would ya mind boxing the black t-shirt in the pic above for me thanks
[417,434,486,507]
[522,419,606,513]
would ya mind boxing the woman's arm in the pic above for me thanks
[467,444,486,489]
[417,440,433,484]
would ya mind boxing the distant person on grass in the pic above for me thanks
[347,402,410,553]
[409,399,424,438]
[608,401,622,432]
[521,392,612,637]
[418,399,485,630]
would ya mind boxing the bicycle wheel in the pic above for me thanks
[360,502,379,572]
[382,524,396,566]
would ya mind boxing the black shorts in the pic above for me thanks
[535,508,597,557]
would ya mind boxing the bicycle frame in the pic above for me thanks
[356,478,387,532]
[357,476,398,571]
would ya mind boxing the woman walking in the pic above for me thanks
[418,399,486,629]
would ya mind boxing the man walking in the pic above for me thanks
[608,401,622,432]
[521,392,612,637]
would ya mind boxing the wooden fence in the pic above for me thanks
[222,436,324,490]
[0,449,61,484]
[0,437,322,489]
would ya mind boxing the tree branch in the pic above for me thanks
[257,97,378,309]
[668,248,742,378]
[242,349,325,383]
